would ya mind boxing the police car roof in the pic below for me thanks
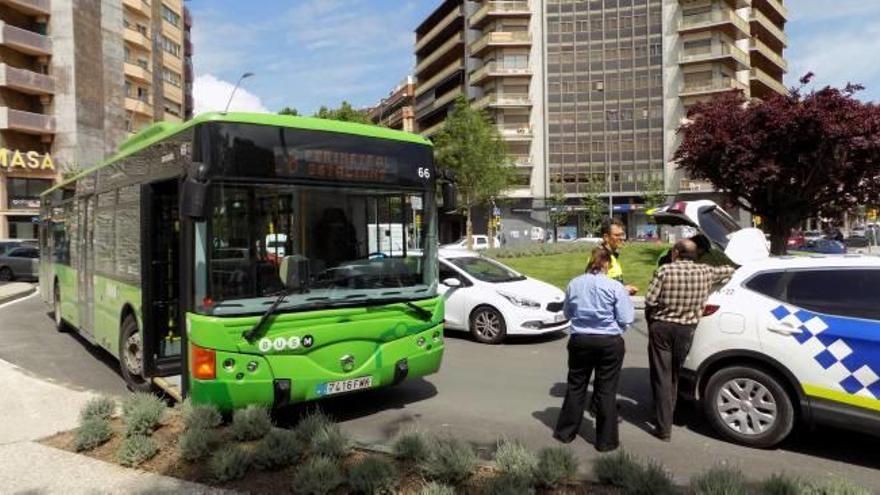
[745,253,880,271]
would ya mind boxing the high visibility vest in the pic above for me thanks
[589,244,624,282]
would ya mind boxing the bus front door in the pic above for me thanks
[77,196,96,337]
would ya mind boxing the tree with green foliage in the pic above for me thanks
[434,97,515,249]
[547,174,570,242]
[278,107,299,116]
[313,101,372,124]
[579,178,605,237]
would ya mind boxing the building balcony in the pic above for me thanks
[0,0,51,17]
[0,21,51,57]
[415,60,463,97]
[497,124,533,141]
[750,9,787,47]
[750,67,787,97]
[749,37,787,72]
[124,26,151,51]
[679,178,714,193]
[420,120,444,138]
[415,87,462,120]
[164,81,183,102]
[473,93,531,109]
[469,61,531,86]
[469,1,531,29]
[415,6,462,53]
[679,7,750,39]
[415,32,463,77]
[511,155,532,168]
[0,107,55,135]
[124,96,153,117]
[469,31,531,57]
[124,61,151,84]
[753,0,787,24]
[682,0,750,9]
[123,0,150,17]
[680,76,748,98]
[679,42,749,69]
[0,63,54,95]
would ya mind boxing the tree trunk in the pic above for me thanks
[768,218,789,255]
[466,205,473,251]
[487,214,496,249]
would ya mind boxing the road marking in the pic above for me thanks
[0,291,38,310]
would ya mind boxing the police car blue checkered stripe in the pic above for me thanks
[771,305,880,400]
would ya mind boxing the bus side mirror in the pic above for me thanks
[280,255,310,293]
[182,162,210,219]
[441,182,457,213]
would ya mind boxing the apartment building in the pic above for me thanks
[414,0,786,240]
[368,76,416,132]
[0,0,193,239]
[123,0,188,132]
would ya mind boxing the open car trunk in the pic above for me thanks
[651,200,769,265]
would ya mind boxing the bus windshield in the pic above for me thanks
[202,182,436,315]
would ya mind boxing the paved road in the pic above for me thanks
[1,293,877,488]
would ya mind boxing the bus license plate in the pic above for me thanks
[320,376,373,396]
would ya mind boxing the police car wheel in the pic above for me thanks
[703,366,794,449]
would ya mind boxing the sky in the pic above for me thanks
[188,0,880,116]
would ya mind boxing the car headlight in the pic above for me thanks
[497,291,541,309]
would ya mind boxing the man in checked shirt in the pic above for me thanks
[644,239,736,441]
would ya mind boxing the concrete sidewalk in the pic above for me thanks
[0,282,36,306]
[0,358,226,494]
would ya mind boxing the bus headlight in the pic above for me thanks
[417,336,426,347]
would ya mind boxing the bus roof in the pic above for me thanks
[43,111,433,196]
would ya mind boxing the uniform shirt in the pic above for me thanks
[564,272,635,336]
[590,242,624,282]
[644,260,736,325]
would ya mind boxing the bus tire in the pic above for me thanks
[53,282,67,333]
[469,305,507,344]
[119,315,153,393]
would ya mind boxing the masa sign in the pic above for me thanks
[0,148,55,172]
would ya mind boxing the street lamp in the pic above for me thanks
[223,72,254,114]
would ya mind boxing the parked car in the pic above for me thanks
[437,249,567,344]
[0,239,37,256]
[0,245,40,281]
[653,200,880,448]
[785,231,805,249]
[803,230,823,244]
[803,239,847,254]
[441,235,501,251]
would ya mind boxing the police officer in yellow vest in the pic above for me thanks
[591,218,638,296]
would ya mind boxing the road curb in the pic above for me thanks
[0,284,37,306]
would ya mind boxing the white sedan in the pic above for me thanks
[437,249,568,344]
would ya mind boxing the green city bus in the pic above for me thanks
[39,112,445,410]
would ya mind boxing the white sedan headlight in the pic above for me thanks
[497,290,541,309]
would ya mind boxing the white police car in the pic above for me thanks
[654,201,880,448]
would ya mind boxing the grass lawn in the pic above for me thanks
[499,242,670,292]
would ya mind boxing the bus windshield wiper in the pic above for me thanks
[242,290,292,343]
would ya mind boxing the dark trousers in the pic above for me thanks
[648,320,696,436]
[554,334,625,449]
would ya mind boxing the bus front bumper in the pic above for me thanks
[189,334,443,410]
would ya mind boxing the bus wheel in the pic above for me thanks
[53,283,67,332]
[119,315,152,393]
[470,306,507,344]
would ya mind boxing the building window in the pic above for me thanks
[161,4,181,27]
[7,178,53,209]
[161,35,181,58]
[162,67,182,87]
[164,98,182,117]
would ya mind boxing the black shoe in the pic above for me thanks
[653,429,671,442]
[552,432,576,444]
[595,443,619,452]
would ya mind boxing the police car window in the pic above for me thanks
[784,269,880,321]
[744,271,785,300]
